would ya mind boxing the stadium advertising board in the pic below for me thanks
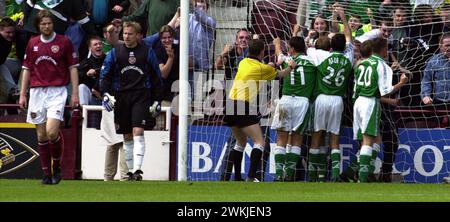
[187,126,450,183]
[0,110,82,179]
[0,129,41,179]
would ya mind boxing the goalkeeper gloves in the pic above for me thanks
[149,101,161,117]
[102,93,116,112]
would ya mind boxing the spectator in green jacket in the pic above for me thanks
[113,0,179,36]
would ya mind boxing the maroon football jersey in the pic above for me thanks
[23,33,79,87]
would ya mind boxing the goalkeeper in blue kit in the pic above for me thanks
[99,22,164,181]
[353,37,408,182]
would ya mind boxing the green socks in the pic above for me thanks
[285,146,301,180]
[308,149,320,182]
[369,143,380,174]
[359,145,373,182]
[330,149,341,181]
[274,146,286,180]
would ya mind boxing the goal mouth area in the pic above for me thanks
[190,108,450,128]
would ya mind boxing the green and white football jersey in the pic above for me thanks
[281,55,317,98]
[314,52,352,97]
[353,54,394,100]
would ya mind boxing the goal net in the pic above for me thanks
[184,0,450,183]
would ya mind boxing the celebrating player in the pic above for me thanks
[271,36,316,181]
[353,37,408,182]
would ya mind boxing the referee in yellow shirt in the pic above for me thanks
[224,38,296,182]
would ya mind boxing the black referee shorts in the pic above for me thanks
[223,100,261,128]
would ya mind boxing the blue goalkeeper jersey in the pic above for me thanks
[99,43,162,94]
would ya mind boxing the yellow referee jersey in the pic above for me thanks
[229,57,277,102]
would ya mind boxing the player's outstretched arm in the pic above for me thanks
[392,73,409,94]
[273,37,285,66]
[277,60,296,78]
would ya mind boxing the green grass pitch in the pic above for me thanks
[1,179,449,202]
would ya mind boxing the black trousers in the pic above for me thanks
[380,105,399,175]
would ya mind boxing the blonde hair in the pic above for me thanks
[122,21,142,34]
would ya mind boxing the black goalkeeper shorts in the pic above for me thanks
[114,89,155,134]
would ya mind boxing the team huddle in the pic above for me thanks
[224,7,410,183]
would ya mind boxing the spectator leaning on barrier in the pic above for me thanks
[421,33,450,110]
[400,4,443,106]
[0,17,19,105]
[78,35,104,106]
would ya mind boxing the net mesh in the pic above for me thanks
[185,0,450,183]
